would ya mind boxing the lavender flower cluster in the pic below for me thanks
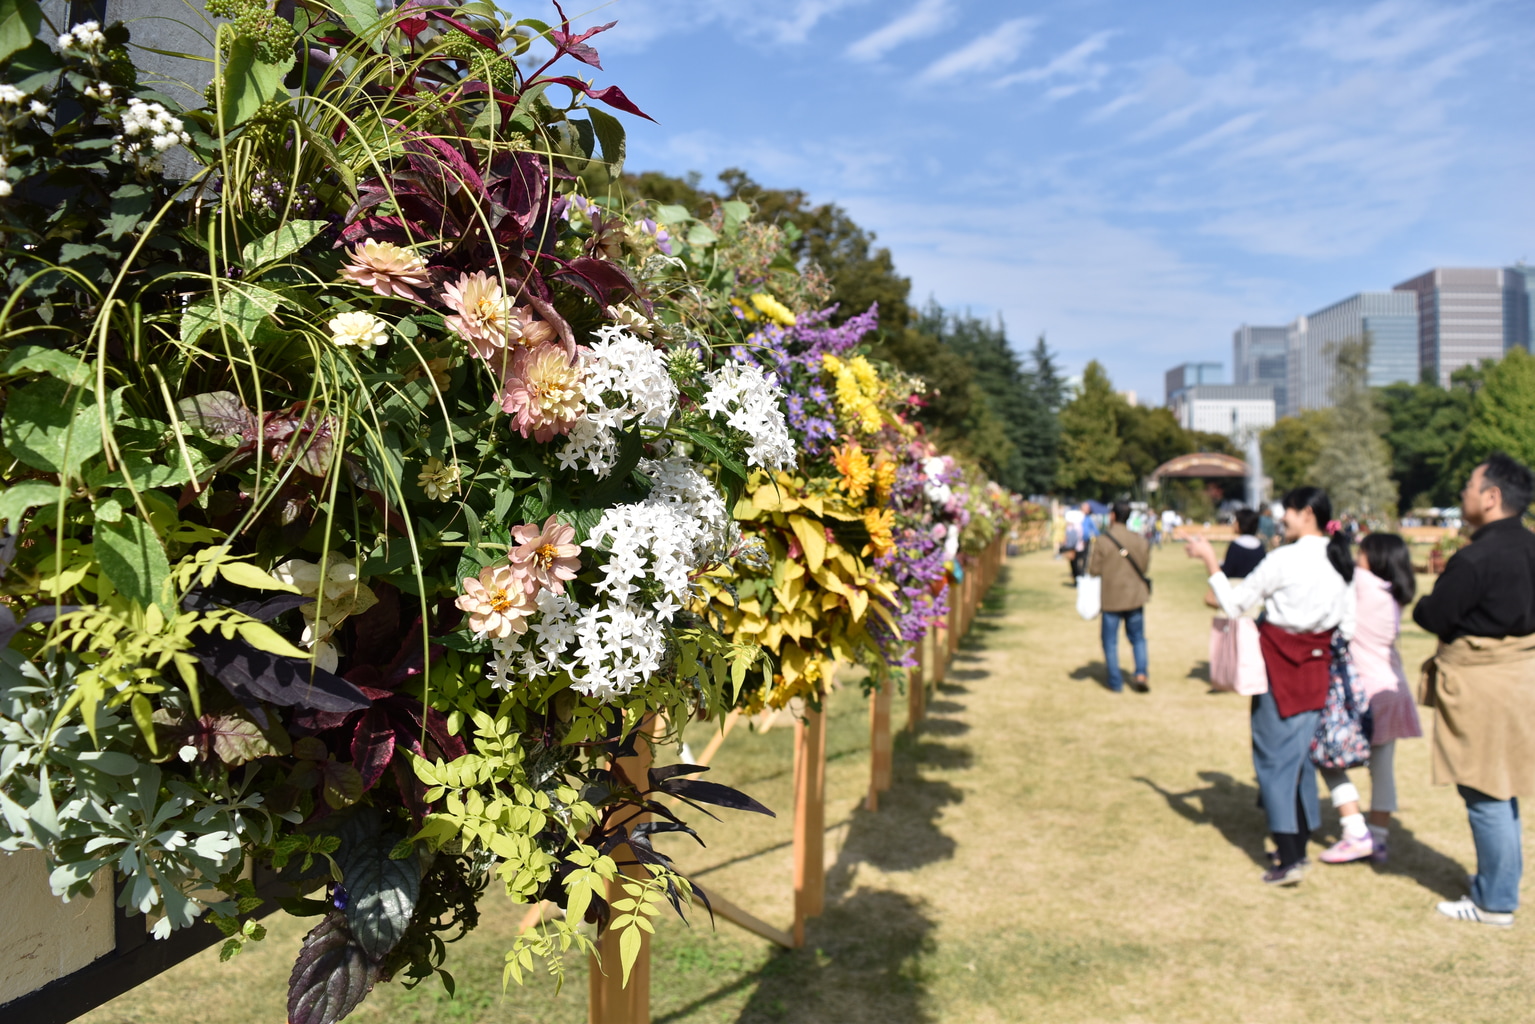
[731,304,881,456]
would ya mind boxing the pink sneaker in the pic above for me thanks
[1319,832,1375,864]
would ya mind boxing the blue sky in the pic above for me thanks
[561,0,1534,405]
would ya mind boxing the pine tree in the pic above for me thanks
[1310,337,1397,519]
[1457,346,1535,471]
[1055,360,1132,499]
[1018,336,1064,495]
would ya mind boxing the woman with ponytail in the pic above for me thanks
[1186,486,1357,885]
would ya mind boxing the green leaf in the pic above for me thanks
[654,204,692,227]
[0,480,64,530]
[217,34,293,130]
[234,619,312,660]
[618,922,643,987]
[685,223,718,247]
[105,184,154,242]
[1,344,92,386]
[180,284,287,346]
[587,108,627,172]
[330,0,381,43]
[0,0,41,63]
[94,516,171,613]
[0,377,104,475]
[218,560,300,593]
[721,200,751,236]
[241,220,329,268]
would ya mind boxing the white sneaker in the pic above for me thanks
[1436,897,1514,927]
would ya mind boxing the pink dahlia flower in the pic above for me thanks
[500,342,586,442]
[455,563,536,639]
[510,515,581,594]
[441,271,554,360]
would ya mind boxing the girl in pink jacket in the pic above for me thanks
[1319,533,1423,864]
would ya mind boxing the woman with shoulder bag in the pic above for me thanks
[1185,487,1357,886]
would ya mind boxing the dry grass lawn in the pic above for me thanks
[79,546,1535,1023]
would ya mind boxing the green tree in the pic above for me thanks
[1055,361,1132,499]
[1310,338,1397,519]
[1017,336,1065,495]
[1261,410,1329,496]
[1375,364,1480,509]
[1457,346,1535,471]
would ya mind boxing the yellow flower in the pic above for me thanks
[831,442,875,502]
[873,453,898,506]
[863,507,895,558]
[822,354,885,434]
[750,293,796,327]
[417,457,460,501]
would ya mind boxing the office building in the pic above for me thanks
[1394,267,1530,386]
[1169,385,1276,440]
[1164,362,1223,406]
[1232,324,1289,418]
[1286,292,1418,413]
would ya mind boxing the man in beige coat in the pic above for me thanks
[1087,501,1153,693]
[1414,454,1535,926]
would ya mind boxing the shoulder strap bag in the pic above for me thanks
[1112,527,1153,596]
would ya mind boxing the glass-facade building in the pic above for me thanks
[1285,292,1418,413]
[1164,361,1224,406]
[1233,325,1289,417]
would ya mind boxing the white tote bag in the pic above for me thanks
[1075,573,1102,620]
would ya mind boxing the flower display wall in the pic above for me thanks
[0,3,1018,1022]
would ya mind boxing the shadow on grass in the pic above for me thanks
[1069,660,1121,692]
[1135,771,1271,868]
[1188,660,1212,684]
[1134,771,1470,896]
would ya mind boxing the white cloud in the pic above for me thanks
[1296,0,1480,63]
[589,0,871,52]
[919,17,1039,83]
[847,0,953,61]
[996,30,1114,94]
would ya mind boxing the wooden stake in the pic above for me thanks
[701,889,794,949]
[589,718,657,1024]
[907,629,927,730]
[867,682,892,810]
[791,704,827,947]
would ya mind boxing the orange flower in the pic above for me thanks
[831,442,875,502]
[873,453,898,506]
[863,507,895,558]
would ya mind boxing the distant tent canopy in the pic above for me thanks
[1149,452,1249,484]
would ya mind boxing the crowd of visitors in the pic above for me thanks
[1065,452,1535,924]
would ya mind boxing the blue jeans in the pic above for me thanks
[1459,785,1523,913]
[1101,608,1147,692]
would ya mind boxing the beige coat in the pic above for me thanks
[1419,633,1535,800]
[1087,523,1152,613]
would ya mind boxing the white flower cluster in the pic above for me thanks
[485,458,731,702]
[699,361,795,470]
[111,97,191,169]
[58,20,106,52]
[923,455,954,506]
[557,326,676,477]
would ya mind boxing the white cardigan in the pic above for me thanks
[1209,535,1356,639]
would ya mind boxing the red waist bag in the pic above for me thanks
[1257,621,1334,718]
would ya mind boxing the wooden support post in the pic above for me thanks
[906,629,927,730]
[791,704,827,947]
[867,682,892,810]
[589,718,657,1024]
[931,601,948,686]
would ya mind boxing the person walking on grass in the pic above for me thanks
[1185,487,1356,886]
[1316,533,1422,866]
[1087,501,1152,694]
[1413,453,1535,927]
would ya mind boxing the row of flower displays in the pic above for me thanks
[0,4,1021,1022]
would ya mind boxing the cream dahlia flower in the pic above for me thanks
[328,311,389,349]
[509,515,581,594]
[456,563,536,639]
[417,457,461,501]
[341,239,431,299]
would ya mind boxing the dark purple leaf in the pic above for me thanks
[548,256,635,308]
[333,818,420,961]
[192,634,372,714]
[350,707,397,790]
[657,779,775,817]
[648,763,708,785]
[177,392,256,441]
[287,912,378,1024]
[1,603,81,649]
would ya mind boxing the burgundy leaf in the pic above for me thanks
[287,913,378,1024]
[434,13,505,51]
[550,17,616,69]
[398,16,428,38]
[350,707,397,790]
[549,256,636,308]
